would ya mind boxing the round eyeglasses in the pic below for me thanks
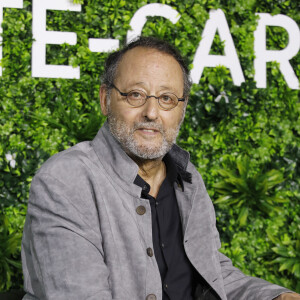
[111,84,185,111]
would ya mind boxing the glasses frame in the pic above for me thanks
[110,84,185,111]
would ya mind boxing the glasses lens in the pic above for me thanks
[158,93,178,110]
[127,90,146,107]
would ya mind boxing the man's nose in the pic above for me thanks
[141,96,160,120]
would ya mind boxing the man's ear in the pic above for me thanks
[185,96,189,106]
[100,85,109,116]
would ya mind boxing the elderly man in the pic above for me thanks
[21,37,299,300]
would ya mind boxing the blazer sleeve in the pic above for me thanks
[189,163,293,300]
[218,250,292,300]
[21,173,114,300]
[210,207,293,299]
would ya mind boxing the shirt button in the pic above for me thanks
[136,205,146,215]
[142,185,148,191]
[161,243,165,248]
[146,247,154,257]
[164,283,168,289]
[155,201,159,206]
[146,294,156,300]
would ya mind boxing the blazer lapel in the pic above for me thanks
[175,182,194,235]
[175,182,225,300]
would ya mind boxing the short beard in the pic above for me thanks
[107,106,185,161]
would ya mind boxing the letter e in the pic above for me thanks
[32,0,81,79]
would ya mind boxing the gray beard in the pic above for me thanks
[107,110,183,160]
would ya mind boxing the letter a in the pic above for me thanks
[191,9,245,86]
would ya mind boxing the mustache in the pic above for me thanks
[133,122,163,133]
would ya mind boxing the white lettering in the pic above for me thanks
[32,0,81,79]
[89,38,119,52]
[191,9,245,86]
[254,13,300,89]
[2,2,299,88]
[0,0,23,76]
[126,3,180,43]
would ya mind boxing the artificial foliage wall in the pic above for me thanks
[0,0,299,293]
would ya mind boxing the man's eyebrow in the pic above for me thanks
[131,83,172,88]
[159,85,173,90]
[126,82,146,89]
[128,83,175,92]
[133,82,145,86]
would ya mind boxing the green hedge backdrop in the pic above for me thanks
[0,0,299,293]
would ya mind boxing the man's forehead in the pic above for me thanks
[121,46,164,58]
[117,47,179,69]
[114,47,184,85]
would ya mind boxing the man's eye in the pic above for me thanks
[160,94,173,103]
[129,91,143,99]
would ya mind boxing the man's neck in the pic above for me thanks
[133,157,166,198]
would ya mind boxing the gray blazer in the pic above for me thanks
[21,123,290,300]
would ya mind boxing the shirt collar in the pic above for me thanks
[134,153,185,194]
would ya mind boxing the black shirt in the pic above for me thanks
[134,154,197,300]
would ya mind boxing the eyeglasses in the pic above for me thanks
[111,84,185,111]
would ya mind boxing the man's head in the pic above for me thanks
[100,36,191,160]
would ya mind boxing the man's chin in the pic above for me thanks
[127,144,167,161]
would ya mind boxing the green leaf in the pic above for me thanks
[238,207,249,226]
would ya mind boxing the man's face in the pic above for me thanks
[100,47,186,160]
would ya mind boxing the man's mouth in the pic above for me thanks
[136,127,161,137]
[133,123,163,136]
[139,128,159,132]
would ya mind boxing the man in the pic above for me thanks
[21,37,299,300]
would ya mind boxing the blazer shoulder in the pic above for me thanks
[35,141,99,184]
